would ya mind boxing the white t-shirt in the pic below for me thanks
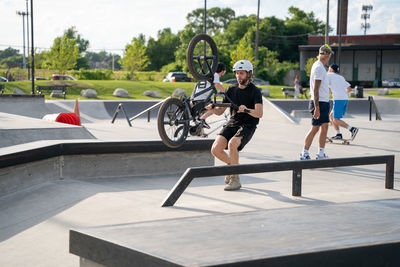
[192,73,221,101]
[327,72,350,100]
[310,60,329,102]
[213,72,220,84]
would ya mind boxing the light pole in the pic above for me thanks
[361,5,373,35]
[30,0,35,94]
[254,0,260,78]
[325,0,329,44]
[338,0,343,67]
[16,11,27,69]
[203,0,207,34]
[26,0,30,80]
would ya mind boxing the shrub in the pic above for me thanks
[73,69,113,80]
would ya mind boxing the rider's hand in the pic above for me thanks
[205,104,213,110]
[238,105,248,113]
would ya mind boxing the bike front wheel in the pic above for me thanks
[187,34,218,81]
[157,97,189,148]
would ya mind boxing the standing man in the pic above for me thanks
[328,64,359,140]
[300,44,333,160]
[205,60,263,190]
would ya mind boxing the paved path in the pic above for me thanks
[0,99,399,266]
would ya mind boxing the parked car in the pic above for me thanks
[52,74,76,81]
[382,78,400,87]
[0,76,8,82]
[222,78,237,84]
[222,78,270,85]
[163,72,193,82]
[35,77,48,80]
[253,78,270,85]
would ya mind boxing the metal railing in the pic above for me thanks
[368,96,382,121]
[161,155,395,207]
[111,99,166,127]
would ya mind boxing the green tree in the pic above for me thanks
[146,28,179,71]
[45,35,80,74]
[64,26,90,69]
[172,26,196,73]
[257,47,298,84]
[224,15,256,45]
[120,36,149,72]
[230,35,254,67]
[286,6,326,35]
[0,47,20,60]
[186,7,235,35]
[0,47,22,68]
[85,51,121,70]
[305,56,318,78]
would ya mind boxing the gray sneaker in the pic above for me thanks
[224,175,232,184]
[224,175,241,191]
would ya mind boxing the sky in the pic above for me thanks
[1,0,399,56]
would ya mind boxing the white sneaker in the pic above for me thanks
[300,153,311,160]
[316,153,329,159]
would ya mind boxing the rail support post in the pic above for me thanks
[292,168,302,196]
[385,156,395,189]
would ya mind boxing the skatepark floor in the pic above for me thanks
[0,98,400,266]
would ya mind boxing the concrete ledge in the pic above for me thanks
[0,94,45,100]
[70,200,400,267]
[0,140,214,196]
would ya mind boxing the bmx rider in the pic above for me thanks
[205,60,263,191]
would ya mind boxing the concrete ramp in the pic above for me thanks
[0,95,69,119]
[374,98,400,115]
[0,112,95,148]
[263,97,296,123]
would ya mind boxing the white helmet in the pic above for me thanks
[233,60,253,72]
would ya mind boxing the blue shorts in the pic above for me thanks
[332,100,348,119]
[309,101,330,126]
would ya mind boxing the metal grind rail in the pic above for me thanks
[161,155,395,207]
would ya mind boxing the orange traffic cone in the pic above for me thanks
[73,98,81,125]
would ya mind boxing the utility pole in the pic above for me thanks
[203,0,207,34]
[112,54,115,72]
[338,0,343,67]
[361,5,373,35]
[30,0,35,94]
[26,0,30,80]
[254,0,260,78]
[16,11,27,69]
[325,0,329,44]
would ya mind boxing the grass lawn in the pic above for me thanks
[1,80,293,100]
[365,88,400,98]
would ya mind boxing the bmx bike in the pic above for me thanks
[157,34,247,148]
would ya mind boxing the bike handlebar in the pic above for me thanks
[212,103,251,113]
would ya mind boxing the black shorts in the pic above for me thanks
[218,124,256,151]
[309,101,330,126]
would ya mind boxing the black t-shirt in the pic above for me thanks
[223,82,263,126]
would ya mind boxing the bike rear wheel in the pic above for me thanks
[187,34,218,81]
[157,97,189,148]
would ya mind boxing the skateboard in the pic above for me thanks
[326,137,351,145]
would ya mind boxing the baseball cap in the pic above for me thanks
[319,44,334,55]
[330,64,340,73]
